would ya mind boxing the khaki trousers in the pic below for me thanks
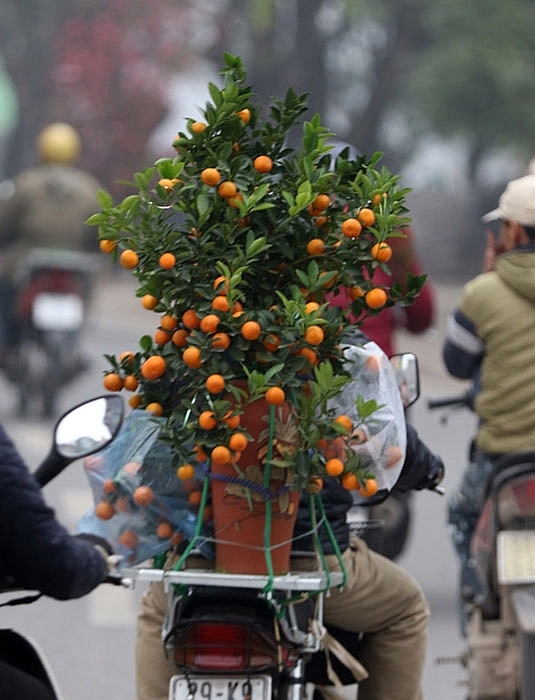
[135,538,429,700]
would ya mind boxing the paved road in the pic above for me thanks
[0,270,475,699]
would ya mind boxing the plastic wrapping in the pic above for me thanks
[77,410,212,565]
[332,340,407,504]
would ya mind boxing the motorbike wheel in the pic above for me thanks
[16,338,49,417]
[521,631,535,700]
[369,490,412,561]
[17,335,63,418]
[40,333,69,418]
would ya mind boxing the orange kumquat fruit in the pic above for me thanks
[365,288,388,309]
[141,355,166,380]
[200,168,221,186]
[198,411,218,430]
[159,252,176,269]
[371,242,392,263]
[120,249,139,269]
[205,374,225,394]
[103,373,124,392]
[265,386,285,405]
[182,346,202,369]
[325,458,345,477]
[211,445,232,464]
[253,155,273,172]
[357,208,375,227]
[177,464,196,480]
[341,218,362,238]
[241,320,261,340]
[133,485,154,506]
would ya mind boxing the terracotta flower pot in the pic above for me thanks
[210,392,299,574]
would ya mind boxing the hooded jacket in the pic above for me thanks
[443,247,535,454]
[0,423,107,599]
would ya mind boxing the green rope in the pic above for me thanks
[262,403,276,592]
[314,493,347,588]
[308,493,331,589]
[173,475,210,571]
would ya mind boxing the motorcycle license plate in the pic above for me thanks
[170,675,272,700]
[497,530,535,584]
[32,292,84,331]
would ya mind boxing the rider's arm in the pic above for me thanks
[0,423,109,599]
[443,307,484,379]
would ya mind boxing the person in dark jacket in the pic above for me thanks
[0,422,112,698]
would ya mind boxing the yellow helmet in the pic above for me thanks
[37,122,81,165]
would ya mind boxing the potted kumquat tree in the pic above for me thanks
[87,53,425,573]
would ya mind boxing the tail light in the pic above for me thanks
[497,475,535,527]
[172,620,291,672]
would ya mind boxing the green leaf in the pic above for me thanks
[96,189,113,209]
[196,193,211,217]
[246,236,270,258]
[139,335,153,352]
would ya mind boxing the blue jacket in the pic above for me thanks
[0,423,107,599]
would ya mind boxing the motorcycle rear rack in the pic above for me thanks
[118,566,344,593]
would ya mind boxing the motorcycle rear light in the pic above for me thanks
[173,621,287,672]
[497,475,535,527]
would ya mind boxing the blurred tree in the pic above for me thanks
[408,0,535,181]
[209,0,534,182]
[50,0,179,196]
[1,0,533,192]
[0,0,77,172]
[0,0,191,195]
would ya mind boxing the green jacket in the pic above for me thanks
[444,248,535,454]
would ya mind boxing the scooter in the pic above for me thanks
[429,392,535,700]
[7,247,99,418]
[0,394,124,699]
[108,352,426,700]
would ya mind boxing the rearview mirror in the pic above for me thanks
[389,353,420,408]
[55,395,124,459]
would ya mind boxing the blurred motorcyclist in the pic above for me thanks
[0,122,102,353]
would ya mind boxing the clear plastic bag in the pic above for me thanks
[77,410,212,565]
[331,340,407,503]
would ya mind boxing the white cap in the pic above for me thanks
[482,174,535,227]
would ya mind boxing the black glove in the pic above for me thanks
[424,453,445,491]
[395,424,445,492]
[75,532,113,556]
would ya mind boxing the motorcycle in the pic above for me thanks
[108,352,428,700]
[0,394,124,699]
[428,391,535,700]
[6,247,99,418]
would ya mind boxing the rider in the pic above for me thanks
[134,332,445,700]
[442,173,535,618]
[0,419,112,699]
[0,122,102,352]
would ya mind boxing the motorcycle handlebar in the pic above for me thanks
[427,391,473,411]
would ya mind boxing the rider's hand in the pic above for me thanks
[483,230,506,273]
[425,454,445,491]
[75,532,113,556]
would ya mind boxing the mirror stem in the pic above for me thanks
[33,449,70,488]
